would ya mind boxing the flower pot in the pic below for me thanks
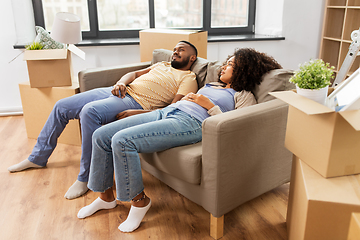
[296,85,329,105]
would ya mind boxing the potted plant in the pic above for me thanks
[289,59,334,105]
[25,41,44,50]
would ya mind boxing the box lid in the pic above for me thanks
[270,91,333,115]
[338,110,360,131]
[271,91,360,130]
[24,44,85,61]
[298,159,360,205]
[24,49,68,60]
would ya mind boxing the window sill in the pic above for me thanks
[13,34,285,49]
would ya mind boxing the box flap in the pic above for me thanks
[270,91,334,115]
[338,110,360,131]
[24,49,68,60]
[68,44,85,60]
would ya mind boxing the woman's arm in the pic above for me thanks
[182,92,215,110]
[234,91,257,109]
[207,91,257,116]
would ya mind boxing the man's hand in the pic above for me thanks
[111,83,127,98]
[116,109,151,120]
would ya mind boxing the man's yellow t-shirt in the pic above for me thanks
[126,62,198,110]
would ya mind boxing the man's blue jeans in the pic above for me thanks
[28,87,143,182]
[88,107,202,202]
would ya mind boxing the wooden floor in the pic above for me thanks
[0,116,289,240]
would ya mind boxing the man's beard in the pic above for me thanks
[171,55,190,69]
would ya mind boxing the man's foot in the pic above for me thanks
[8,159,43,172]
[64,180,89,200]
[118,198,151,233]
[77,197,117,219]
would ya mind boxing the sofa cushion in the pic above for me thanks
[35,26,64,49]
[140,142,202,185]
[254,69,295,103]
[202,60,222,86]
[151,49,172,64]
[191,57,209,88]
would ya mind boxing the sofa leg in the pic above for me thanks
[210,214,224,239]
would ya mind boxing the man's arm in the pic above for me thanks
[112,67,151,98]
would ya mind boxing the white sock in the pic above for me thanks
[64,180,89,200]
[8,159,43,172]
[118,199,152,233]
[77,197,117,219]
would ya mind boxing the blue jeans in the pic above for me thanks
[88,107,202,202]
[28,87,143,182]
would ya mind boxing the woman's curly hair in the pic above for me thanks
[219,48,282,93]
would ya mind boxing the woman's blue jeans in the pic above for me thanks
[28,87,143,182]
[88,107,202,202]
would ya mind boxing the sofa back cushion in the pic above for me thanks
[254,69,295,103]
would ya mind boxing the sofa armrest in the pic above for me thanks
[201,99,292,217]
[78,62,151,92]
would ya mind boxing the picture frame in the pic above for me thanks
[326,67,360,111]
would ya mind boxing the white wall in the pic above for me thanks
[0,0,325,115]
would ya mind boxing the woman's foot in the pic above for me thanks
[77,197,117,219]
[64,180,89,200]
[118,194,151,233]
[8,159,43,172]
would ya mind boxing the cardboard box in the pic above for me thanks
[347,213,360,240]
[140,29,207,62]
[19,81,81,146]
[24,49,74,88]
[270,91,360,178]
[286,156,360,240]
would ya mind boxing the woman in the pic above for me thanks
[77,48,282,232]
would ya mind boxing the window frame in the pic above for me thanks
[32,0,256,40]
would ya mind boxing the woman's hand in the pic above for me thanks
[116,109,151,120]
[182,92,215,110]
[111,82,127,98]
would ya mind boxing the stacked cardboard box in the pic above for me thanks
[19,81,81,146]
[24,49,74,88]
[286,156,360,240]
[139,29,207,62]
[21,45,85,146]
[347,213,360,240]
[270,91,360,240]
[24,44,85,88]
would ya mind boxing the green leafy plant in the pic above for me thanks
[289,59,334,89]
[25,41,44,50]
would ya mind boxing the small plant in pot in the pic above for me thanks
[289,59,334,105]
[25,41,44,50]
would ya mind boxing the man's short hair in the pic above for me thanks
[179,40,198,57]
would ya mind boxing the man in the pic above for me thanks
[8,41,198,199]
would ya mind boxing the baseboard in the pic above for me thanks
[0,107,23,117]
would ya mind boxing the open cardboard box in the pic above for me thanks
[270,90,360,178]
[24,45,85,88]
[139,29,207,62]
[347,212,360,240]
[287,156,360,240]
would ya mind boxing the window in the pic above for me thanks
[32,0,256,40]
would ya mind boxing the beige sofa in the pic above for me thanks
[78,49,294,239]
